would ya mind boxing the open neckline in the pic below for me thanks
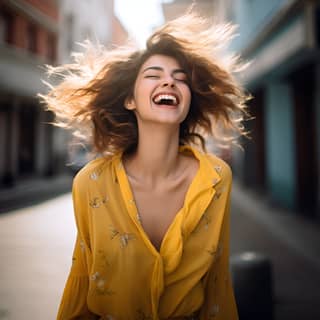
[115,146,201,255]
[112,145,222,274]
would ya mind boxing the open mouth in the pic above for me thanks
[152,93,179,106]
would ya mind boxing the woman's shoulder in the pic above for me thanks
[204,152,232,181]
[73,155,113,187]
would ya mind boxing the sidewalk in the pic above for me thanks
[0,193,75,320]
[230,180,320,320]
[0,174,73,213]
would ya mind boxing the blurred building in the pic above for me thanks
[162,0,216,21]
[0,0,126,195]
[58,0,113,63]
[111,14,129,47]
[216,0,320,218]
[57,0,114,173]
[0,0,60,188]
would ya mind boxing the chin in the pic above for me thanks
[152,115,187,125]
[137,110,188,126]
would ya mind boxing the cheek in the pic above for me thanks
[133,82,153,105]
[184,88,192,109]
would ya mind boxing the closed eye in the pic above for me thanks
[174,76,188,83]
[144,75,160,79]
[145,75,188,82]
[173,71,188,83]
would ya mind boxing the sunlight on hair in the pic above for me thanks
[39,11,251,156]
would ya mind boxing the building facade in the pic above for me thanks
[162,0,217,21]
[58,0,113,64]
[111,13,129,47]
[219,0,320,218]
[0,0,122,195]
[0,0,60,187]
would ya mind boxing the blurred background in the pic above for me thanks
[0,0,319,319]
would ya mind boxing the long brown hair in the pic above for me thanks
[40,13,250,156]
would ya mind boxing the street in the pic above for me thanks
[1,186,320,320]
[230,182,320,320]
[0,194,76,320]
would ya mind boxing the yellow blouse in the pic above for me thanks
[57,146,238,320]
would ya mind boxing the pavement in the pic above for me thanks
[0,174,73,213]
[0,177,320,319]
[0,193,76,320]
[230,180,320,320]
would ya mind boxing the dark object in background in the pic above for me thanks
[230,251,274,320]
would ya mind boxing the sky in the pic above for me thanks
[114,0,170,47]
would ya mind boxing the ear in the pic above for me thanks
[125,98,136,110]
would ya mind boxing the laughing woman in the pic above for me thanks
[41,12,249,320]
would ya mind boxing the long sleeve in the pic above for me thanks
[199,188,238,320]
[57,178,96,320]
[57,235,96,319]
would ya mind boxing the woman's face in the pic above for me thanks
[126,54,191,126]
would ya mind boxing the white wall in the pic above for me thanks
[58,0,114,63]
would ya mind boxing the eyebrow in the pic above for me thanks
[142,66,186,75]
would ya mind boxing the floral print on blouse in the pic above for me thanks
[57,145,238,320]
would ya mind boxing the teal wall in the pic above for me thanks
[230,0,289,52]
[265,82,297,209]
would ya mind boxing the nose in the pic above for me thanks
[161,76,175,88]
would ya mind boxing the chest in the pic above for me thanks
[132,180,191,251]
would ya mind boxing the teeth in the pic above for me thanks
[154,94,177,104]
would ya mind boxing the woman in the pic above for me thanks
[42,12,248,320]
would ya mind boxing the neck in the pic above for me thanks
[124,123,181,183]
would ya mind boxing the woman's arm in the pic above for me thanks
[57,235,96,319]
[57,176,96,320]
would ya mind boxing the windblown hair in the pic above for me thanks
[40,12,250,156]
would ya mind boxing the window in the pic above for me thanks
[0,9,13,44]
[47,33,57,62]
[26,23,37,53]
